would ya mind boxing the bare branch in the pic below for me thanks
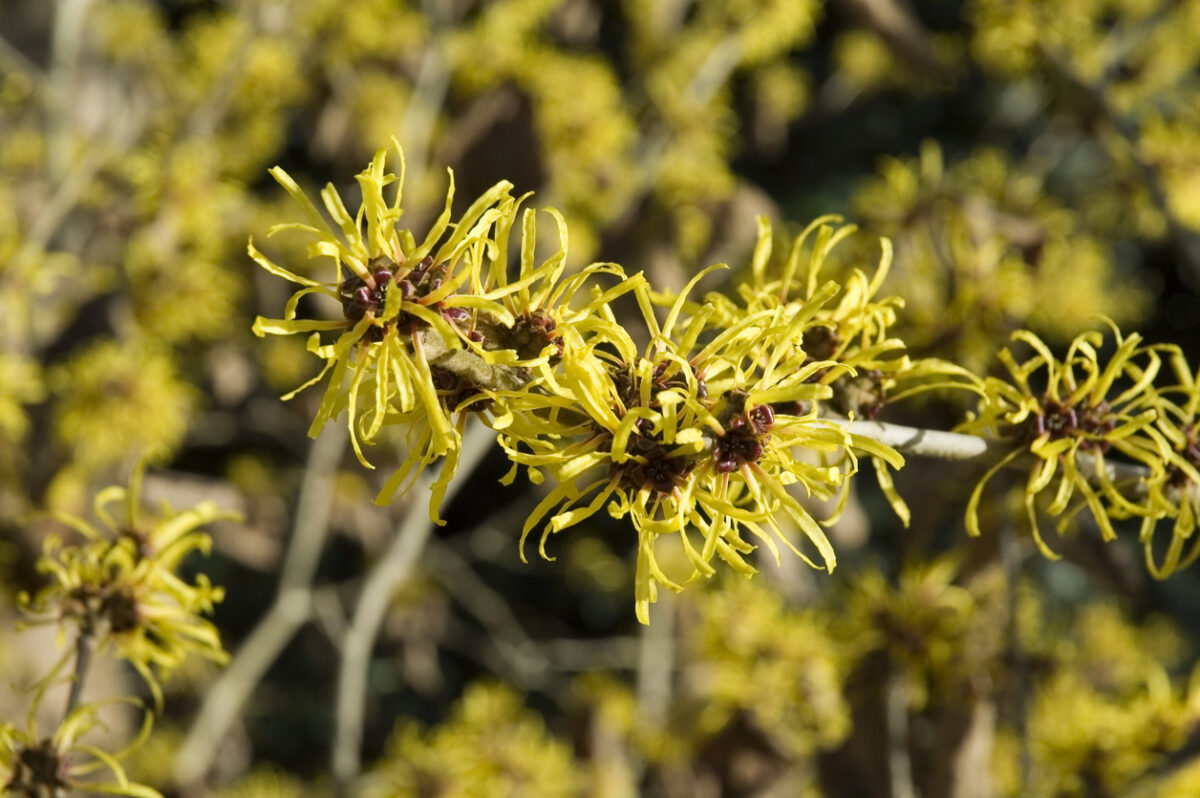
[424,539,550,686]
[844,417,999,461]
[635,594,675,728]
[841,416,1164,497]
[331,422,496,791]
[174,422,347,789]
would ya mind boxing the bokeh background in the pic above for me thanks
[3,0,1200,796]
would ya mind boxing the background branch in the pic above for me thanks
[331,421,495,792]
[174,422,347,790]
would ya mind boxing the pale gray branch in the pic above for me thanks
[635,594,675,728]
[331,422,495,791]
[844,418,999,461]
[424,539,550,686]
[886,675,918,798]
[174,422,347,789]
[841,416,1163,498]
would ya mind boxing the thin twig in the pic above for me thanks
[633,34,742,194]
[886,673,919,798]
[424,539,550,686]
[543,636,640,671]
[627,594,675,793]
[182,0,301,141]
[843,418,1000,461]
[12,150,106,276]
[395,0,453,196]
[634,593,674,728]
[999,524,1031,795]
[63,630,96,721]
[330,422,495,792]
[417,328,530,391]
[12,0,106,299]
[173,422,347,789]
[47,0,95,180]
[51,631,97,798]
[0,30,44,84]
[834,0,951,77]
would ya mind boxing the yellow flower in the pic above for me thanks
[499,277,708,623]
[958,324,1169,557]
[371,196,642,518]
[0,353,42,441]
[1,700,160,798]
[502,271,902,623]
[697,216,976,401]
[50,340,196,473]
[251,140,519,520]
[250,143,509,450]
[840,559,977,711]
[1131,346,1200,577]
[689,577,850,756]
[21,461,236,708]
[684,273,903,573]
[660,215,977,525]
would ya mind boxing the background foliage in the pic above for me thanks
[2,0,1200,796]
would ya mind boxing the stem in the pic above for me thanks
[840,416,1173,502]
[834,0,950,76]
[48,0,95,180]
[174,422,347,789]
[1000,524,1032,794]
[331,422,494,793]
[0,30,43,83]
[52,631,97,798]
[424,539,550,686]
[628,594,675,791]
[417,328,530,392]
[886,674,919,798]
[395,0,453,195]
[183,29,255,140]
[635,593,675,728]
[63,630,96,721]
[634,34,742,194]
[843,418,1000,461]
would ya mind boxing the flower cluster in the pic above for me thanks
[1137,348,1200,576]
[498,268,895,623]
[254,146,1200,620]
[1,698,159,798]
[991,599,1199,798]
[688,577,850,758]
[19,462,234,707]
[365,683,578,798]
[5,462,235,798]
[959,323,1200,571]
[851,142,1153,373]
[679,215,982,523]
[255,147,952,621]
[253,140,623,523]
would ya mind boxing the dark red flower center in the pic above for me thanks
[7,739,66,794]
[339,255,450,342]
[713,402,774,473]
[1031,397,1116,451]
[603,423,693,494]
